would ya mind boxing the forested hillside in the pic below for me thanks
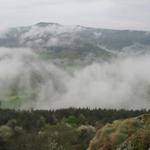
[0,108,149,150]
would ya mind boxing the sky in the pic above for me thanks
[0,0,149,31]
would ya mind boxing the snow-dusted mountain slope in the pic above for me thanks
[0,22,150,58]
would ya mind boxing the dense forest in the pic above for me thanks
[0,108,149,150]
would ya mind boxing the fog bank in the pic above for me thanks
[0,48,150,109]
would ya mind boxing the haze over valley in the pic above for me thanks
[0,23,150,109]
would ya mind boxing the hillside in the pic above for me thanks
[0,108,149,150]
[0,22,150,60]
[88,114,150,150]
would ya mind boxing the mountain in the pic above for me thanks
[0,22,150,109]
[88,114,150,150]
[0,22,150,59]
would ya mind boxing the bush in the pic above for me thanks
[0,125,13,140]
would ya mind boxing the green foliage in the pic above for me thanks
[0,125,13,140]
[41,124,79,149]
[7,119,18,128]
[48,139,66,150]
[65,115,78,126]
[0,137,7,150]
[78,114,88,125]
[0,94,32,109]
[7,132,66,150]
[0,109,149,150]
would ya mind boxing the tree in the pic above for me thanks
[0,137,7,150]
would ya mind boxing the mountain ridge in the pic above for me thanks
[0,22,150,59]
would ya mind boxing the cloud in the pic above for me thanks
[0,48,150,110]
[0,47,70,109]
[51,55,150,109]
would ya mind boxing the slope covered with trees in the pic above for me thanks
[0,108,149,150]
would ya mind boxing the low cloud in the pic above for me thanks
[0,48,149,110]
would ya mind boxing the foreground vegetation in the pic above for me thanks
[89,114,150,150]
[0,108,149,150]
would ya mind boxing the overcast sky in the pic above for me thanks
[0,0,149,31]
